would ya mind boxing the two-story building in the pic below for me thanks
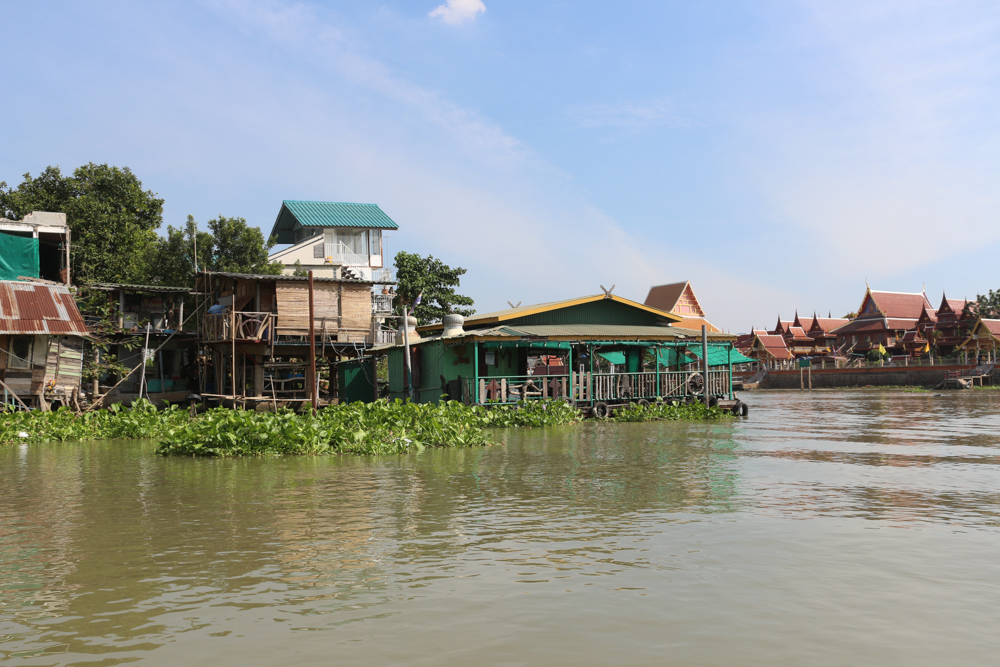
[266,200,398,345]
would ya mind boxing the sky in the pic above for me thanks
[3,0,999,331]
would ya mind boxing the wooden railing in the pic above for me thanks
[203,312,275,342]
[463,375,571,404]
[457,369,731,406]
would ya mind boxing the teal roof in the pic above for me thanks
[270,200,398,244]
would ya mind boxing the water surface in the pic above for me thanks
[2,390,1000,665]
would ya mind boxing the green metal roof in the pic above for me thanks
[269,200,398,243]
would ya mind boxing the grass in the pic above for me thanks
[2,398,734,458]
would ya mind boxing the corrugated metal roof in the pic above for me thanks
[489,323,732,340]
[0,280,89,336]
[200,270,377,284]
[419,294,683,333]
[269,201,398,243]
[86,283,195,294]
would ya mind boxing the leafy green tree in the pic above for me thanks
[394,251,474,325]
[0,164,163,285]
[148,215,215,286]
[148,215,282,285]
[965,290,1000,320]
[206,215,283,275]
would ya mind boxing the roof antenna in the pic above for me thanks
[507,300,521,308]
[600,284,615,299]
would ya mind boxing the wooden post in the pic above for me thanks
[808,363,812,390]
[308,270,318,414]
[402,306,414,402]
[702,325,710,407]
[139,323,151,398]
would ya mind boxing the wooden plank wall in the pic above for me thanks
[275,282,340,335]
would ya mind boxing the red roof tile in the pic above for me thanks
[868,290,931,319]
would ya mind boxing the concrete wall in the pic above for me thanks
[760,365,978,389]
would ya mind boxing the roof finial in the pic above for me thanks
[600,284,615,299]
[507,300,521,308]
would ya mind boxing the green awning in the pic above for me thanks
[658,347,696,367]
[0,232,39,281]
[687,345,755,366]
[597,350,626,365]
[477,340,571,350]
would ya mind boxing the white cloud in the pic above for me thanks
[567,100,686,130]
[428,0,486,26]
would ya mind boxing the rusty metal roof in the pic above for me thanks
[0,280,89,336]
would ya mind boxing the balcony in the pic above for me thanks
[376,329,397,345]
[372,293,394,314]
[203,312,275,342]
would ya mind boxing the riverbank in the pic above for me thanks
[752,364,995,390]
[1,398,734,457]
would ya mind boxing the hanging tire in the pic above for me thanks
[739,401,749,417]
[708,396,719,409]
[637,399,651,408]
[592,402,610,419]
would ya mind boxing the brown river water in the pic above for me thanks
[2,390,1000,665]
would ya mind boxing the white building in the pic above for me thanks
[267,200,397,283]
[266,200,399,344]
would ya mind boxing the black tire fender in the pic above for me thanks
[592,402,610,419]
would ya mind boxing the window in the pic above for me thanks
[9,337,33,369]
[369,230,381,256]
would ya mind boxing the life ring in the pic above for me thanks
[592,402,610,419]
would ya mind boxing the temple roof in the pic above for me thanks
[860,289,932,320]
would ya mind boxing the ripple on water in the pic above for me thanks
[1,391,1000,665]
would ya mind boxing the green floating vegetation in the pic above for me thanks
[156,399,583,457]
[0,399,187,445]
[607,400,733,422]
[2,398,733,457]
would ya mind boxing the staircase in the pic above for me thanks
[742,368,768,390]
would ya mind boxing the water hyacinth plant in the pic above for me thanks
[606,399,732,422]
[2,397,735,457]
[0,399,188,444]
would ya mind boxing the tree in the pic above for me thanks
[965,290,1000,320]
[206,215,283,275]
[0,164,163,285]
[148,215,282,286]
[394,251,474,325]
[147,215,215,287]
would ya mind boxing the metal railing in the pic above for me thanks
[324,242,368,268]
[376,329,397,345]
[372,293,393,313]
[372,268,393,283]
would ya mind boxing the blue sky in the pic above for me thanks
[3,0,999,330]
